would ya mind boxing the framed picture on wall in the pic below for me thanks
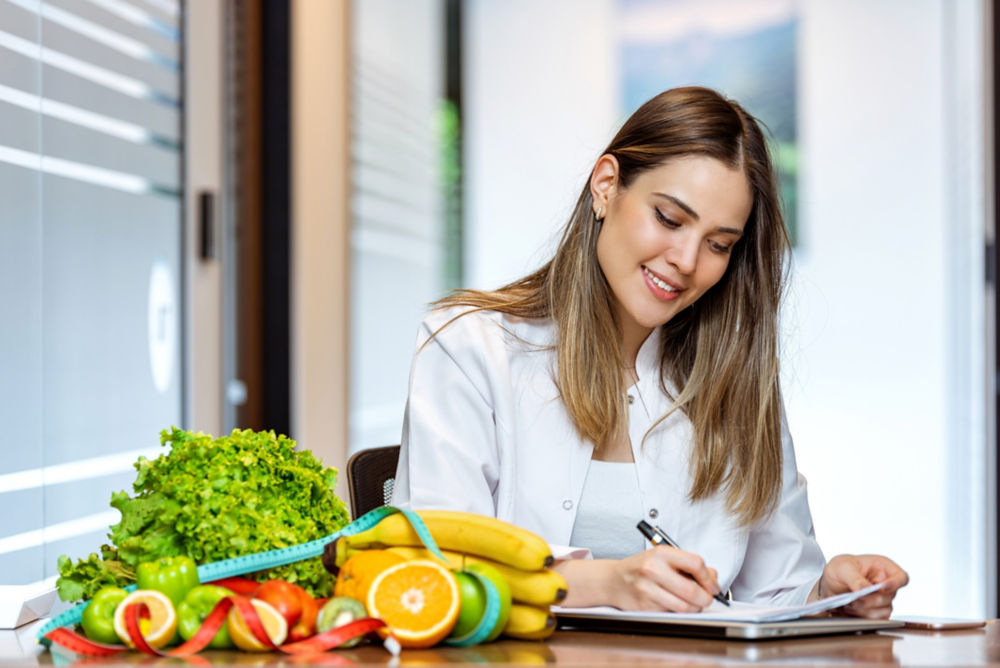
[618,0,799,245]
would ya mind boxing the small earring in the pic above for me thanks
[595,206,604,221]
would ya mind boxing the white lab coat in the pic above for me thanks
[392,306,825,606]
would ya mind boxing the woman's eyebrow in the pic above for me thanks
[652,192,744,236]
[652,192,699,219]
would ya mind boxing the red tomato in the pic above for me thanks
[253,580,304,628]
[287,589,318,642]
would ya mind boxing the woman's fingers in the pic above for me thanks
[845,598,893,619]
[632,576,704,612]
[666,547,723,597]
[819,554,909,619]
[618,547,721,612]
[650,546,719,609]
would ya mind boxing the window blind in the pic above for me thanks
[349,0,448,453]
[0,0,183,586]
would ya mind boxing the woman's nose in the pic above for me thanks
[667,234,699,275]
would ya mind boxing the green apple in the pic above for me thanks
[449,562,512,642]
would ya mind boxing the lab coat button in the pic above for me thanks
[562,500,573,510]
[627,394,635,404]
[648,508,658,519]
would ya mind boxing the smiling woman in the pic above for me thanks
[593,155,751,362]
[391,87,908,618]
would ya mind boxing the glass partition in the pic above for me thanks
[0,0,183,587]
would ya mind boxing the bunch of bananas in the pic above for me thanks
[322,510,565,640]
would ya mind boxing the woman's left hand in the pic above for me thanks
[813,554,909,619]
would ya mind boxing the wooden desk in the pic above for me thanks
[3,623,997,666]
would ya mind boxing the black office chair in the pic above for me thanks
[346,444,400,519]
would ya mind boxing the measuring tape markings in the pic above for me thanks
[36,506,497,652]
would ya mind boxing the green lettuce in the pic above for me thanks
[57,427,350,601]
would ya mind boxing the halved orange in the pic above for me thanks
[334,549,405,602]
[112,590,177,649]
[366,559,460,648]
[226,598,288,651]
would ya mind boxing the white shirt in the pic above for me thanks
[392,306,825,606]
[569,460,647,560]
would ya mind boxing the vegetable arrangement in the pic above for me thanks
[73,574,377,655]
[45,428,565,657]
[57,427,350,602]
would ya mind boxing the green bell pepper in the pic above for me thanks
[81,586,128,645]
[177,585,234,649]
[136,556,200,608]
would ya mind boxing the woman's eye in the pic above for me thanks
[654,208,679,228]
[709,241,732,254]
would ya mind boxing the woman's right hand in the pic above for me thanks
[609,546,721,611]
[555,546,722,611]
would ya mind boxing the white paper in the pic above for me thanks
[554,582,884,623]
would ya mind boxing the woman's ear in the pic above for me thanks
[589,154,619,216]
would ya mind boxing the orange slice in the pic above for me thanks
[226,598,288,652]
[112,590,177,649]
[366,559,460,648]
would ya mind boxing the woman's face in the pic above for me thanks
[593,155,753,343]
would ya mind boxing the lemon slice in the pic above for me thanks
[112,590,177,649]
[226,598,288,651]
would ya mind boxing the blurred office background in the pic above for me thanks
[0,0,995,620]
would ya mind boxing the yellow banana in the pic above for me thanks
[502,603,556,640]
[384,546,567,606]
[335,510,553,571]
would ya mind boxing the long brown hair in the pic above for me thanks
[433,87,790,526]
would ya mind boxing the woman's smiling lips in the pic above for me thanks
[642,265,683,301]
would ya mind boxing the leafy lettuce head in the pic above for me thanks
[58,427,350,601]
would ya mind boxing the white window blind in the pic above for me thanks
[0,0,183,586]
[349,0,448,453]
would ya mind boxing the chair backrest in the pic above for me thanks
[346,444,401,519]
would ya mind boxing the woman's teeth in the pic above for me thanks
[643,267,678,292]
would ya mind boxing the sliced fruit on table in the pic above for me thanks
[366,559,460,649]
[385,545,568,606]
[315,596,368,648]
[226,598,288,652]
[112,589,178,649]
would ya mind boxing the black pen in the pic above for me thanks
[636,519,730,607]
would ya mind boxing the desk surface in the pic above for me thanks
[2,623,997,666]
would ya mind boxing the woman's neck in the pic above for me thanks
[621,322,653,371]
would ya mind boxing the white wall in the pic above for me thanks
[465,0,991,617]
[788,0,988,618]
[464,0,620,289]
